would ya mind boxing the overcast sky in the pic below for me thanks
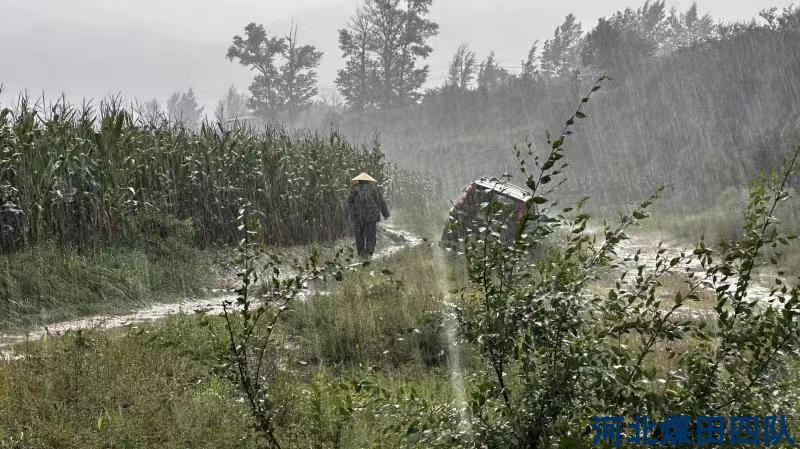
[0,0,789,111]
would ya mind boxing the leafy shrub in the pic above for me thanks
[380,79,800,449]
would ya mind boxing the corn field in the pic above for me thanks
[0,96,426,251]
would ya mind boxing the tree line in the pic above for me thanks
[157,0,793,125]
[441,0,717,94]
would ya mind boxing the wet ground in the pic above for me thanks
[0,224,781,359]
[0,222,423,359]
[608,229,777,320]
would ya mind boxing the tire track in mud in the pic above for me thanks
[0,223,423,359]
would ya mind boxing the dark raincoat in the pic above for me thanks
[347,182,389,257]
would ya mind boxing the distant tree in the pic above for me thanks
[214,85,250,123]
[336,6,379,111]
[520,40,540,82]
[541,13,584,78]
[636,0,670,45]
[757,5,800,30]
[166,89,204,126]
[336,0,437,109]
[394,0,438,105]
[227,23,322,120]
[716,5,798,39]
[364,0,404,108]
[581,1,669,74]
[664,2,716,51]
[582,16,656,74]
[447,44,477,90]
[226,23,286,118]
[581,1,714,74]
[477,52,511,93]
[279,24,323,120]
[364,0,438,107]
[135,97,164,124]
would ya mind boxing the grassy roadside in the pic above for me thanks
[0,238,217,331]
[286,244,469,369]
[0,319,454,449]
[0,242,459,449]
[0,316,258,449]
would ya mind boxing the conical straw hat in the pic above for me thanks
[351,172,377,184]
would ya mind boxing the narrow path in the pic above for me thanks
[0,223,423,359]
[3,224,778,358]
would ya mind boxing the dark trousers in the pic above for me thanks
[353,220,377,257]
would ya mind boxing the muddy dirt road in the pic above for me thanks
[1,224,781,359]
[0,223,422,359]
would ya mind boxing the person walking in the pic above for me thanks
[347,172,389,260]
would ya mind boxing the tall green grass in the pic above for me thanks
[0,317,261,449]
[0,206,212,328]
[286,245,467,368]
[0,241,212,330]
